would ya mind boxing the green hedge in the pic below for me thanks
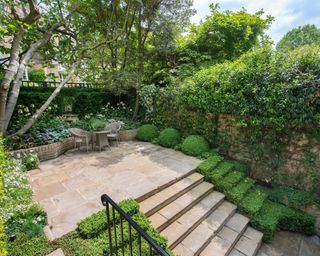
[216,171,244,191]
[226,177,255,204]
[239,189,267,217]
[181,135,209,156]
[13,87,133,121]
[136,124,159,142]
[58,198,172,255]
[208,162,234,183]
[157,128,181,148]
[196,152,316,242]
[197,154,224,175]
[78,199,139,238]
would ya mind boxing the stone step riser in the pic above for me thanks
[145,177,204,217]
[194,211,238,256]
[224,222,249,256]
[168,196,225,250]
[157,185,214,232]
[136,169,196,203]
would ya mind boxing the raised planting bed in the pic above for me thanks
[9,137,74,161]
[119,128,138,141]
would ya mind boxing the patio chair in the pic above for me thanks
[105,121,122,146]
[69,128,92,153]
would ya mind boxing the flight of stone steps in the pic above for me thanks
[139,172,263,256]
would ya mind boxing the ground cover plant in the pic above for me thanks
[196,152,316,242]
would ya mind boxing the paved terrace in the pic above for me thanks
[27,141,201,239]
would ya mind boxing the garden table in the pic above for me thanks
[93,130,111,152]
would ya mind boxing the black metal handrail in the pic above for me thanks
[21,80,105,88]
[101,194,169,256]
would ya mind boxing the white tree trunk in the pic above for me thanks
[0,28,25,132]
[4,23,62,131]
[14,59,81,136]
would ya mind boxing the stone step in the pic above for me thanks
[199,213,250,256]
[161,192,226,250]
[200,223,262,256]
[173,201,238,256]
[140,172,204,217]
[231,227,263,256]
[150,181,214,231]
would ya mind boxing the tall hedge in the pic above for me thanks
[13,87,134,120]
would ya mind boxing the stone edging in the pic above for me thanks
[9,137,74,161]
[8,129,138,161]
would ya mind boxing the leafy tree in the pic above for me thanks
[277,24,320,51]
[183,4,273,62]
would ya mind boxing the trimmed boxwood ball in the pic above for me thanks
[158,128,181,148]
[181,135,209,156]
[136,124,159,142]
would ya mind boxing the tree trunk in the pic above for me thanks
[133,5,143,119]
[0,28,25,132]
[4,23,61,132]
[14,59,81,136]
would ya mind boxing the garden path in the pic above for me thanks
[27,141,201,240]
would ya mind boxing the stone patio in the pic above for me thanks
[27,141,201,240]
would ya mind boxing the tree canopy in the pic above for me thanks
[277,24,320,51]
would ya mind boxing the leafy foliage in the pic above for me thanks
[181,135,209,156]
[197,154,224,175]
[0,139,46,238]
[7,233,55,256]
[181,4,273,62]
[78,199,139,239]
[239,189,268,217]
[157,128,181,148]
[258,185,320,209]
[21,154,40,171]
[136,124,159,142]
[277,24,320,51]
[28,69,46,81]
[226,177,255,204]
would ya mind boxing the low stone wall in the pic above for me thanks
[119,129,138,141]
[9,137,74,161]
[217,114,320,193]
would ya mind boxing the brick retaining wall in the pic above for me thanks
[9,137,75,161]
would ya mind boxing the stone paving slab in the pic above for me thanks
[28,141,201,240]
[46,248,64,256]
[257,231,320,256]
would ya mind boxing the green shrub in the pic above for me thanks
[88,118,106,130]
[239,189,267,217]
[197,154,224,175]
[78,199,139,238]
[226,177,255,203]
[157,128,181,148]
[208,162,234,184]
[259,185,320,209]
[28,69,46,81]
[251,201,281,242]
[58,200,171,256]
[227,160,249,175]
[278,207,315,235]
[216,171,244,191]
[7,233,55,256]
[181,135,209,156]
[251,200,315,242]
[136,124,159,142]
[21,154,40,171]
